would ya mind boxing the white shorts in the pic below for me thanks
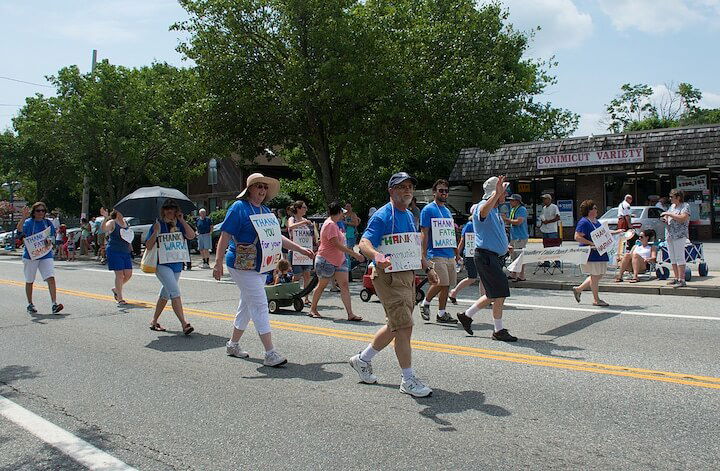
[23,258,55,283]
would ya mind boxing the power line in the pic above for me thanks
[0,76,53,88]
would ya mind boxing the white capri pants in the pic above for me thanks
[228,267,272,335]
[23,258,55,283]
[666,237,688,265]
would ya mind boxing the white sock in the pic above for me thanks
[438,309,446,317]
[465,305,480,318]
[401,367,414,380]
[265,348,276,355]
[493,318,503,332]
[422,299,431,307]
[359,345,379,363]
[227,340,238,347]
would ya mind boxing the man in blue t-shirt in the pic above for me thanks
[419,179,460,324]
[503,194,529,282]
[456,176,517,342]
[195,208,213,268]
[350,172,438,398]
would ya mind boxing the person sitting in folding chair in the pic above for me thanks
[614,229,658,283]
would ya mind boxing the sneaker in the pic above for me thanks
[263,351,287,367]
[492,328,517,342]
[51,303,64,314]
[400,375,433,397]
[226,343,249,358]
[202,262,210,269]
[420,304,431,321]
[667,279,679,286]
[26,303,37,314]
[674,280,687,288]
[436,313,458,324]
[457,312,474,335]
[349,354,378,384]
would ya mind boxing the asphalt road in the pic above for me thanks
[1,258,719,470]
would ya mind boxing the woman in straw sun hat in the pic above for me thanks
[214,173,315,367]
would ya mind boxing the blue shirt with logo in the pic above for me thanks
[473,200,509,256]
[420,202,456,259]
[362,202,416,247]
[21,218,55,260]
[221,200,272,272]
[509,205,529,241]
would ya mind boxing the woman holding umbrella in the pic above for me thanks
[213,173,314,366]
[100,207,133,305]
[146,198,196,334]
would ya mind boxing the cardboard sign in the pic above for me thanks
[157,232,190,264]
[291,227,314,266]
[378,232,422,273]
[590,223,614,256]
[464,232,475,258]
[250,213,283,273]
[507,246,591,272]
[430,218,456,249]
[24,226,53,260]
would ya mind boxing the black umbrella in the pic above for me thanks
[113,186,197,222]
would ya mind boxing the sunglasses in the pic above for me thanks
[34,208,47,213]
[639,234,647,238]
[254,183,269,190]
[436,189,450,194]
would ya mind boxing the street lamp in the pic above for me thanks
[1,181,22,251]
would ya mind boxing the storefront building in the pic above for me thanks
[449,124,720,240]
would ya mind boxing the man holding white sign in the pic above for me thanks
[419,179,460,324]
[449,209,479,304]
[17,202,63,314]
[351,172,438,397]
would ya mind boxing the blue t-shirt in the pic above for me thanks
[106,222,132,254]
[221,200,271,271]
[509,205,529,241]
[419,202,456,259]
[147,220,187,273]
[196,217,212,234]
[362,202,417,247]
[21,218,55,260]
[473,200,509,256]
[461,221,474,236]
[576,217,609,262]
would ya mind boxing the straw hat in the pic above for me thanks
[237,173,280,202]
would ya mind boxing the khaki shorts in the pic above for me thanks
[510,239,528,260]
[372,268,415,331]
[431,257,457,287]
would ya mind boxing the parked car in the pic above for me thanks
[598,206,667,237]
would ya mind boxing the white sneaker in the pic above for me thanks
[349,354,378,384]
[400,375,433,397]
[226,342,249,358]
[263,350,287,367]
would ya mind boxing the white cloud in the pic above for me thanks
[700,91,720,108]
[492,0,594,57]
[573,112,608,137]
[598,0,720,33]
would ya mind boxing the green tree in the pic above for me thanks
[176,0,577,205]
[605,83,656,133]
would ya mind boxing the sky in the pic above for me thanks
[1,0,719,138]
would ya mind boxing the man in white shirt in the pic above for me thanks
[617,194,633,230]
[655,197,669,211]
[539,194,560,239]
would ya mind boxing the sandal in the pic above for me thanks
[111,288,119,301]
[307,312,322,318]
[629,278,640,283]
[183,324,194,335]
[304,300,311,306]
[614,277,623,283]
[512,278,526,282]
[149,323,167,332]
[347,316,363,322]
[449,295,457,305]
[593,300,609,307]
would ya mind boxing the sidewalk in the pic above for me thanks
[502,240,720,298]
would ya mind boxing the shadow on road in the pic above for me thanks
[144,332,228,352]
[377,384,511,431]
[539,312,620,339]
[241,360,346,382]
[0,365,41,399]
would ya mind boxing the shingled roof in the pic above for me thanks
[449,124,720,183]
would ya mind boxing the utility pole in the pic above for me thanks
[80,49,97,219]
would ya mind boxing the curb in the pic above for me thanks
[514,280,720,298]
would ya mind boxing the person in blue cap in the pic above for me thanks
[350,172,438,397]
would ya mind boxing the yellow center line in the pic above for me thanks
[2,278,719,390]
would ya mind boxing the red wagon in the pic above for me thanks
[359,265,427,304]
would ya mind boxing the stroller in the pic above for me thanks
[359,264,427,304]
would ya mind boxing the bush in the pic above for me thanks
[209,208,227,225]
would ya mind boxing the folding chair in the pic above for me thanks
[533,237,564,275]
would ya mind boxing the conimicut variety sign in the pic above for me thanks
[537,147,644,170]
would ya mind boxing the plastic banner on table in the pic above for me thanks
[507,246,591,272]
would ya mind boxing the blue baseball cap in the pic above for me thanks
[388,172,418,189]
